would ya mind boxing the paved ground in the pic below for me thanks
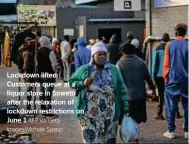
[0,65,188,143]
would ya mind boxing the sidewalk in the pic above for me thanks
[0,66,188,143]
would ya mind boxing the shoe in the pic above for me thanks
[163,131,176,139]
[154,114,165,120]
[184,132,188,139]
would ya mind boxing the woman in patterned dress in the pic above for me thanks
[69,42,129,144]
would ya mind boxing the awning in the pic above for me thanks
[88,18,145,23]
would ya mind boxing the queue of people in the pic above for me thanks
[16,22,188,143]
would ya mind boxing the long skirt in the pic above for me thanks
[78,86,117,143]
[128,99,147,124]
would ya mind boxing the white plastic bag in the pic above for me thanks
[120,115,140,143]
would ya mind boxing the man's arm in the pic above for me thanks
[23,52,31,73]
[146,76,156,92]
[144,63,156,93]
[49,51,58,73]
[163,42,171,84]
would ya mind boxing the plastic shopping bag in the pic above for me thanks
[120,115,140,143]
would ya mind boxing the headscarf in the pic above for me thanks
[39,36,51,48]
[91,42,107,56]
[52,38,59,44]
[90,42,108,64]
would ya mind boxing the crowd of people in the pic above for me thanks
[17,23,188,143]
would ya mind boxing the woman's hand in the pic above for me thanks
[84,77,93,87]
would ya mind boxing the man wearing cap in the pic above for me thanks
[163,23,188,139]
[116,44,156,126]
[17,37,35,112]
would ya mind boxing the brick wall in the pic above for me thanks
[146,0,188,37]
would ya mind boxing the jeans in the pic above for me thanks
[26,85,33,110]
[40,78,56,111]
[165,92,188,132]
[62,60,71,82]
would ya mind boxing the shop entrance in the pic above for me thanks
[98,28,121,43]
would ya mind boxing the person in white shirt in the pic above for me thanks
[60,35,72,82]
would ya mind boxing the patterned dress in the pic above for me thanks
[78,63,118,143]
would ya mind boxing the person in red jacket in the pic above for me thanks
[163,23,188,139]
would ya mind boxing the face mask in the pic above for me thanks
[95,56,107,65]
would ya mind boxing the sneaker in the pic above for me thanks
[154,114,165,120]
[184,132,188,139]
[163,131,176,139]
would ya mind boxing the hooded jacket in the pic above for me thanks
[152,42,166,78]
[106,34,121,64]
[74,37,91,70]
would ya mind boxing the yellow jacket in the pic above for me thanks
[3,32,11,67]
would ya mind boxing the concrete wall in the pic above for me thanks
[146,0,188,37]
[56,8,134,40]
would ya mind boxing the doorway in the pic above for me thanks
[98,28,121,43]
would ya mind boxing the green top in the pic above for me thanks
[69,64,129,121]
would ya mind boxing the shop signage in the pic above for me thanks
[114,0,141,11]
[17,5,56,26]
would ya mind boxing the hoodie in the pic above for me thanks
[151,42,166,78]
[74,37,91,70]
[106,34,121,64]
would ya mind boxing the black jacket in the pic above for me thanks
[37,47,54,74]
[134,48,144,60]
[106,34,121,65]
